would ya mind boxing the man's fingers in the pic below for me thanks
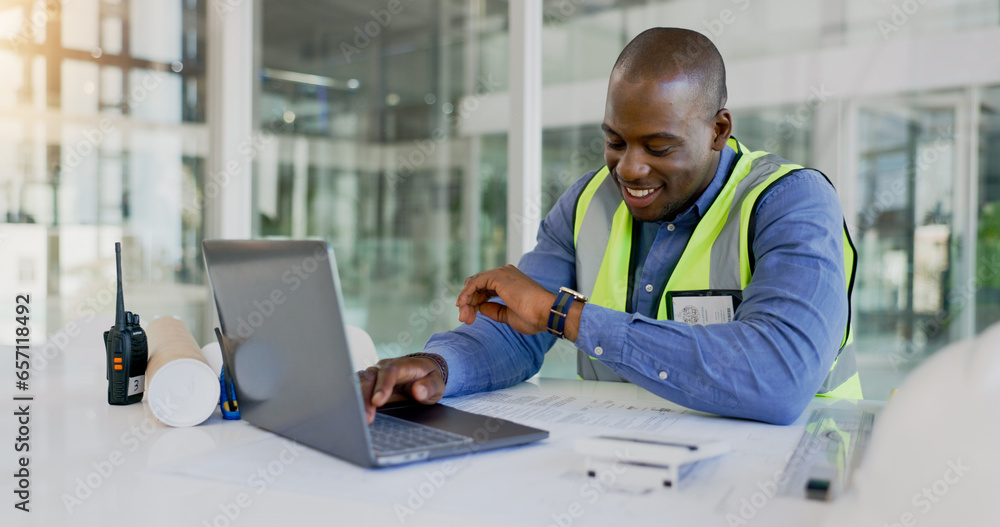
[410,381,427,401]
[362,357,447,423]
[360,367,379,424]
[458,288,500,325]
[459,304,477,325]
[370,363,399,407]
[470,289,495,306]
[456,273,499,306]
[370,358,441,408]
[476,302,507,325]
[410,376,443,404]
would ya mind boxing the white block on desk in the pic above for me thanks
[576,435,729,491]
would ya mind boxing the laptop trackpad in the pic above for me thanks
[378,403,548,447]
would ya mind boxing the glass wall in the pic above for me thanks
[527,1,1000,392]
[853,97,959,364]
[255,0,509,357]
[252,1,1000,395]
[978,86,1000,333]
[7,1,993,397]
[540,125,604,213]
[0,0,209,344]
[539,0,1000,86]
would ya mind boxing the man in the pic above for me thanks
[360,27,859,426]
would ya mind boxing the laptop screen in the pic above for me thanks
[203,240,373,466]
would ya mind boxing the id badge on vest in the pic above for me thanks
[667,290,742,326]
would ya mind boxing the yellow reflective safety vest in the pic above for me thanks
[573,137,862,399]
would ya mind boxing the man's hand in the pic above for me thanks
[455,264,559,336]
[358,355,446,424]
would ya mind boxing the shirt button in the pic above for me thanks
[667,224,675,231]
[594,346,604,356]
[658,371,668,380]
[645,284,653,293]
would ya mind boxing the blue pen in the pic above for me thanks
[215,327,240,420]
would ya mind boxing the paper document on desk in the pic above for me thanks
[153,384,820,526]
[443,391,681,434]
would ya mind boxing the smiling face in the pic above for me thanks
[602,71,732,223]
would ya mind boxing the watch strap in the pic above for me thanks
[547,290,575,338]
[406,352,449,385]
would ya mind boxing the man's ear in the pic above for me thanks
[711,108,733,151]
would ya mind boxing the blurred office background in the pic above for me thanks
[1,0,998,400]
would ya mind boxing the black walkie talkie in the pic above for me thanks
[104,242,148,405]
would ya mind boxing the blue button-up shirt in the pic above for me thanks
[426,143,848,425]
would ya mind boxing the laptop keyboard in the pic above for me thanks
[370,413,474,455]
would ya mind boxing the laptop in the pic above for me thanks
[202,239,548,467]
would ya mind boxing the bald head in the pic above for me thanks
[612,28,727,119]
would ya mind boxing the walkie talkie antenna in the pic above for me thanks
[115,242,126,331]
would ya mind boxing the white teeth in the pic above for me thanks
[626,187,654,198]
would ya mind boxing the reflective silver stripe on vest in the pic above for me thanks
[574,157,855,389]
[575,171,620,300]
[575,170,628,381]
[818,342,857,393]
[714,153,859,394]
[710,153,790,290]
[574,156,797,382]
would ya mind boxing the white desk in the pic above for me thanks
[1,323,876,527]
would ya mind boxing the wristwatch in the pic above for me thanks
[547,287,588,339]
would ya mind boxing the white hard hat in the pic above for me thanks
[824,321,1000,527]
